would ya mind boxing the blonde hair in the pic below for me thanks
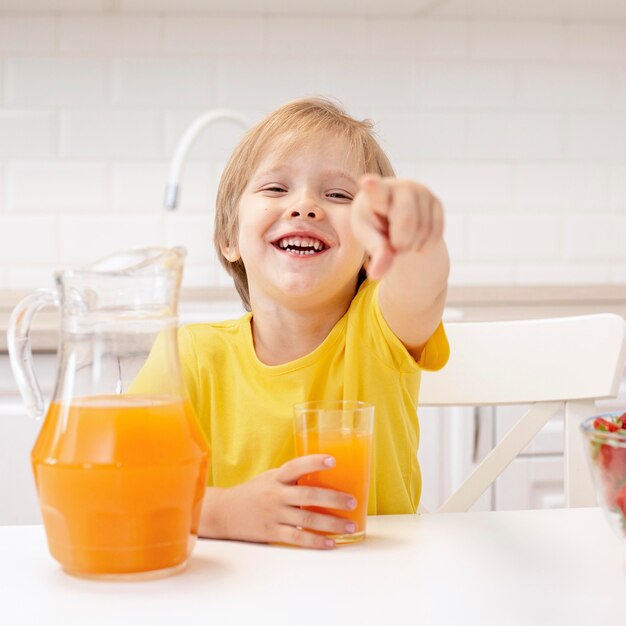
[214,97,395,310]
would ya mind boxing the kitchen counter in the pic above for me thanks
[1,284,625,352]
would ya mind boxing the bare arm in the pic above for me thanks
[351,175,450,358]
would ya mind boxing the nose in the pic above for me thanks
[286,195,325,220]
[289,208,318,219]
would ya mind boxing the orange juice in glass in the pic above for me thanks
[294,400,374,544]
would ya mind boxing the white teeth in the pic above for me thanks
[276,235,326,252]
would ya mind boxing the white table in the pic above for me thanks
[1,508,623,626]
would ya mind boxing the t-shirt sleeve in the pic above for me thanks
[354,280,450,374]
[415,320,449,372]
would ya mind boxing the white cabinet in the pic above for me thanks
[495,457,565,510]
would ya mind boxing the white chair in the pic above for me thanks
[419,314,626,513]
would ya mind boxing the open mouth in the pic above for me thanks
[272,236,330,256]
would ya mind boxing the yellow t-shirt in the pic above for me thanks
[133,280,449,514]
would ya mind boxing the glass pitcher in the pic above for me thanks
[7,247,209,580]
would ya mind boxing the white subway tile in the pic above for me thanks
[112,162,168,214]
[514,163,608,212]
[518,66,611,111]
[60,111,162,159]
[59,15,161,54]
[566,22,626,63]
[7,162,109,212]
[0,216,57,264]
[372,18,467,60]
[5,58,110,106]
[0,267,7,289]
[468,112,562,160]
[375,111,466,161]
[417,64,515,109]
[1,0,104,9]
[6,266,58,289]
[0,111,57,158]
[609,164,626,211]
[0,164,5,212]
[610,264,626,283]
[112,161,214,213]
[324,60,415,110]
[516,263,611,285]
[468,215,562,262]
[215,259,235,288]
[113,59,215,107]
[163,214,213,264]
[448,263,516,286]
[417,162,514,212]
[164,16,265,55]
[217,59,326,109]
[180,263,214,289]
[164,110,249,160]
[564,114,626,160]
[267,17,369,59]
[0,16,56,53]
[564,215,626,261]
[469,20,564,61]
[390,161,420,179]
[614,68,626,111]
[58,215,162,265]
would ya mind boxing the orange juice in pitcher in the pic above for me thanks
[8,248,209,579]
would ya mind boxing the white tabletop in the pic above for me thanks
[1,507,623,626]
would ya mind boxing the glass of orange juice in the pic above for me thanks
[294,400,374,544]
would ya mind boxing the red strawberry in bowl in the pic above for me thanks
[581,413,626,541]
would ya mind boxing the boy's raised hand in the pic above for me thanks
[351,174,445,280]
[201,455,358,550]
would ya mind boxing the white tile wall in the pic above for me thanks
[163,16,265,56]
[5,58,110,106]
[59,16,161,54]
[6,162,109,212]
[468,20,565,61]
[60,111,163,159]
[57,215,161,264]
[0,17,56,53]
[0,112,57,158]
[0,216,57,264]
[113,59,215,107]
[371,19,467,59]
[0,13,624,289]
[468,215,562,262]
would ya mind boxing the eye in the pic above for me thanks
[327,191,353,201]
[262,185,287,193]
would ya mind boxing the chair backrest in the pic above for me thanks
[419,314,626,513]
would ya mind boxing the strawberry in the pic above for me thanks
[593,417,620,432]
[617,412,626,430]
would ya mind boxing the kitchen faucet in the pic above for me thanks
[164,109,250,210]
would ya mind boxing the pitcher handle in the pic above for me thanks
[7,288,59,420]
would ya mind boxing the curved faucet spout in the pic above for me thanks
[164,109,250,210]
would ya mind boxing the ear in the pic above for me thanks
[221,243,241,263]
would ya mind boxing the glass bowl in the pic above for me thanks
[580,413,626,541]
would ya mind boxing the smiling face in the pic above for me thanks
[224,133,367,311]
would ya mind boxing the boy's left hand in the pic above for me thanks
[351,174,445,280]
